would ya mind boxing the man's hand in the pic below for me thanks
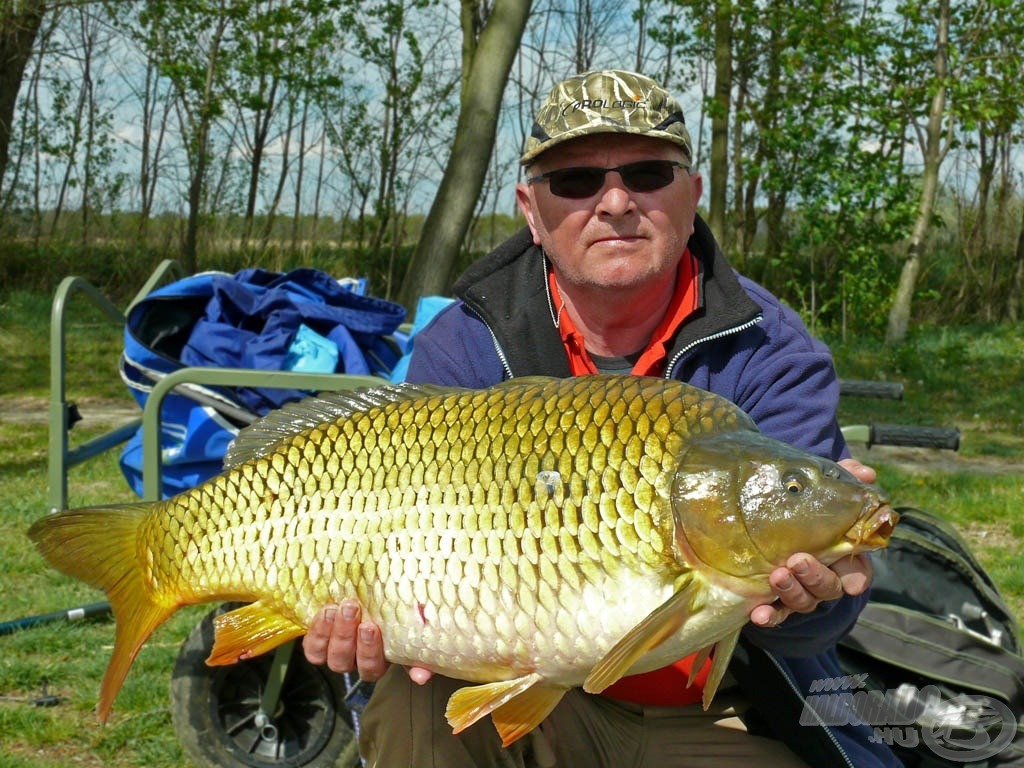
[748,457,876,628]
[303,600,433,684]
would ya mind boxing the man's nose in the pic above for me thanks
[595,172,636,215]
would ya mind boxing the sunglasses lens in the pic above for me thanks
[542,161,680,198]
[621,161,677,191]
[547,168,606,198]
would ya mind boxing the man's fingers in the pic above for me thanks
[751,553,874,628]
[302,600,361,673]
[766,554,849,616]
[786,554,845,602]
[353,621,389,682]
[838,458,877,485]
[749,602,792,628]
[407,666,434,685]
[832,553,873,596]
[302,606,335,666]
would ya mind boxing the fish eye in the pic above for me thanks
[783,472,807,495]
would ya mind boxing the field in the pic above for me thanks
[0,286,1022,767]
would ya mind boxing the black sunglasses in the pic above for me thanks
[526,160,688,199]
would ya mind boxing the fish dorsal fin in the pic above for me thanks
[223,381,464,467]
[489,375,558,389]
[583,576,701,694]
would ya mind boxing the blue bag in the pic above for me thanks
[119,268,406,499]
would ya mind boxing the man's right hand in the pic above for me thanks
[303,600,433,685]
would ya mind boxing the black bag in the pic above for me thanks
[836,507,1024,767]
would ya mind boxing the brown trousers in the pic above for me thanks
[358,666,809,768]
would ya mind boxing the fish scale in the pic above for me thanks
[29,374,897,746]
[168,378,684,671]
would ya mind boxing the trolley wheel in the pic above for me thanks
[170,605,361,768]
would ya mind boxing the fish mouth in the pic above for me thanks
[844,503,899,552]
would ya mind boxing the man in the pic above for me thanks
[304,70,900,767]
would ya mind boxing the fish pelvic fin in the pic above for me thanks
[446,673,567,746]
[701,629,741,710]
[583,578,700,694]
[207,600,307,665]
[28,504,176,722]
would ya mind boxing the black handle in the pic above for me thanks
[868,423,961,451]
[839,379,905,400]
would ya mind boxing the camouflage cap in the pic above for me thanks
[521,70,692,166]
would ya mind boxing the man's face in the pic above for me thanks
[516,134,703,293]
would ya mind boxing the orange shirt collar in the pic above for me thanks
[548,249,700,377]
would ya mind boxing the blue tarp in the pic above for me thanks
[119,267,406,498]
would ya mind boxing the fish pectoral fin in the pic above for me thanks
[583,581,699,694]
[701,629,741,710]
[207,601,306,665]
[445,673,547,740]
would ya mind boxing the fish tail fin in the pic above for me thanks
[29,504,177,722]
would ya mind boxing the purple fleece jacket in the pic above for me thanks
[403,220,901,767]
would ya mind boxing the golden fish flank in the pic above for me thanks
[28,374,897,747]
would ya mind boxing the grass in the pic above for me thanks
[0,284,1021,767]
[0,421,200,768]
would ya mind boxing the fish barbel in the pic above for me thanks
[29,375,897,745]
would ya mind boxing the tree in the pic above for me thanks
[886,0,953,343]
[397,0,532,310]
[135,0,234,272]
[706,0,729,246]
[0,0,47,186]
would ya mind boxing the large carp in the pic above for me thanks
[29,375,896,746]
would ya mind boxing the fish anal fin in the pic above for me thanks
[445,673,543,738]
[687,644,713,688]
[490,684,568,747]
[702,629,741,710]
[207,601,306,665]
[583,581,699,694]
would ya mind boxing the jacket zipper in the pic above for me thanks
[663,315,763,379]
[765,650,857,768]
[489,326,514,379]
[462,303,514,379]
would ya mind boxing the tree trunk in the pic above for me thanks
[397,0,531,312]
[707,0,731,248]
[1008,202,1024,323]
[0,0,46,185]
[181,14,228,274]
[886,0,950,344]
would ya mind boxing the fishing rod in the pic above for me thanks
[0,602,111,637]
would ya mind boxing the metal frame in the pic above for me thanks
[48,260,382,508]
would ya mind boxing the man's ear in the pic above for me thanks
[516,182,542,245]
[690,172,704,205]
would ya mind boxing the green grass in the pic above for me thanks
[1,288,1021,767]
[0,289,129,400]
[0,421,198,767]
[829,323,1024,459]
